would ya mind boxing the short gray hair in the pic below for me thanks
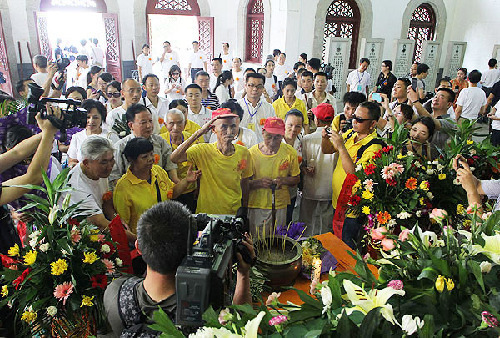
[166,108,185,123]
[81,135,114,160]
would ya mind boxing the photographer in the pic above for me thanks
[31,55,60,98]
[331,92,366,133]
[104,201,255,335]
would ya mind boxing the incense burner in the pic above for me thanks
[255,235,302,289]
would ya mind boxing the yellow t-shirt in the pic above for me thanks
[113,165,175,233]
[332,130,382,209]
[272,97,309,125]
[159,130,200,193]
[187,143,253,214]
[331,114,342,133]
[159,119,202,139]
[248,143,300,209]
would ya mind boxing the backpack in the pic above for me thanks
[118,277,161,338]
[344,130,387,163]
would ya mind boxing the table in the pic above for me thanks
[263,233,378,305]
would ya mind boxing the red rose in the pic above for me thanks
[91,274,108,289]
[13,268,31,290]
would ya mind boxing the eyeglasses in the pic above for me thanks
[107,92,121,98]
[352,115,373,123]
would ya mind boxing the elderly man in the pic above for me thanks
[171,108,253,215]
[105,78,142,130]
[67,136,120,232]
[104,201,255,335]
[237,73,276,142]
[322,101,383,249]
[248,117,300,235]
[109,103,178,186]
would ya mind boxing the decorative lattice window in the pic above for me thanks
[40,0,106,12]
[245,0,264,64]
[146,0,200,16]
[407,3,436,63]
[323,0,360,69]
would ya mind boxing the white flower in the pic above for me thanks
[189,326,238,338]
[115,258,123,267]
[61,249,68,255]
[470,149,477,155]
[453,178,461,185]
[343,280,405,325]
[101,244,111,254]
[416,210,422,217]
[426,169,434,175]
[48,205,59,225]
[437,164,444,171]
[480,261,493,274]
[320,281,333,315]
[243,311,266,338]
[29,238,37,248]
[427,192,434,199]
[29,231,41,240]
[402,315,424,335]
[397,211,412,220]
[356,164,363,172]
[387,219,397,227]
[470,167,475,172]
[39,243,49,252]
[119,131,126,137]
[471,233,500,264]
[46,306,57,316]
[432,160,438,165]
[407,151,414,157]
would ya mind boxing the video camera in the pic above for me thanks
[176,213,253,327]
[26,82,87,142]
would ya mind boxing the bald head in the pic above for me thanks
[121,78,142,106]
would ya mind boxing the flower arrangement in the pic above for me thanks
[0,170,121,336]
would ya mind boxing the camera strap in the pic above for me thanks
[154,177,162,203]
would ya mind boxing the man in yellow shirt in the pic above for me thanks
[272,78,310,133]
[322,101,383,249]
[331,91,367,133]
[171,108,253,215]
[248,117,300,235]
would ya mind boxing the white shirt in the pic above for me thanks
[264,76,278,97]
[76,66,90,88]
[188,106,212,142]
[274,63,292,82]
[232,70,244,92]
[105,106,126,131]
[301,127,336,200]
[31,72,49,87]
[142,96,168,134]
[165,78,185,101]
[346,70,371,96]
[481,68,500,88]
[160,51,179,78]
[210,73,218,92]
[237,97,276,142]
[136,53,153,77]
[189,50,206,69]
[221,53,232,70]
[209,127,258,148]
[67,164,109,216]
[492,101,500,130]
[305,91,337,110]
[215,85,231,104]
[90,45,105,66]
[457,87,487,120]
[67,129,118,162]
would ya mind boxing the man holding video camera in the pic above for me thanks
[104,200,254,336]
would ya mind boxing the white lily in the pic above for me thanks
[189,326,239,338]
[471,233,500,264]
[48,205,59,225]
[342,280,405,325]
[401,315,424,335]
[319,281,333,315]
[243,311,266,338]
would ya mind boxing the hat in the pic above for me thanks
[312,103,334,121]
[263,117,285,136]
[212,108,237,119]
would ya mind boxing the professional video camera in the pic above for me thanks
[26,82,87,142]
[321,62,337,93]
[176,213,254,327]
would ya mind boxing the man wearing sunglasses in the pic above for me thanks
[322,101,383,249]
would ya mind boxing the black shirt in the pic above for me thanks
[376,72,398,100]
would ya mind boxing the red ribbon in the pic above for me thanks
[332,173,358,239]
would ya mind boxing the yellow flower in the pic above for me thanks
[419,181,429,191]
[362,190,374,200]
[435,275,445,292]
[438,173,446,180]
[446,278,454,291]
[50,259,68,276]
[353,180,362,189]
[89,230,99,242]
[467,140,473,145]
[83,251,99,264]
[8,244,19,257]
[397,154,406,159]
[457,204,465,215]
[419,197,425,206]
[21,309,37,323]
[23,250,37,266]
[1,285,7,297]
[81,295,94,307]
[362,206,371,215]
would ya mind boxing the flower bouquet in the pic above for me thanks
[300,237,337,279]
[0,170,121,336]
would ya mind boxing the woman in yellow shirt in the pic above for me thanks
[113,137,200,234]
[272,78,310,133]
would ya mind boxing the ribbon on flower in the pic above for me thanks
[332,173,358,239]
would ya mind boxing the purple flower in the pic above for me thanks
[482,311,499,327]
[387,280,404,290]
[269,315,288,326]
[275,222,306,240]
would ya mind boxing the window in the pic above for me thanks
[40,0,106,12]
[146,0,200,16]
[407,3,436,63]
[245,0,264,64]
[323,0,360,69]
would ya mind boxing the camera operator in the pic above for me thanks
[453,155,500,213]
[104,201,255,336]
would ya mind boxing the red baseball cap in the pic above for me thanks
[212,108,237,119]
[263,117,285,135]
[312,103,335,121]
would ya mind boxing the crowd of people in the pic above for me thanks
[1,39,500,335]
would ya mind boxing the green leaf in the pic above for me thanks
[418,314,435,338]
[149,307,185,337]
[359,307,382,338]
[201,306,222,328]
[41,170,54,204]
[294,288,322,310]
[337,310,352,337]
[328,273,343,308]
[288,304,322,322]
[468,260,485,293]
[231,303,258,316]
[417,267,438,281]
